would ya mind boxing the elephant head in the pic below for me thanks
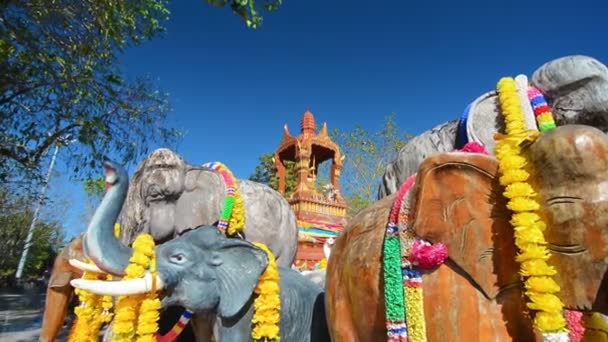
[410,124,608,313]
[119,148,224,244]
[82,225,269,317]
[466,55,608,153]
[78,160,271,314]
[117,148,298,268]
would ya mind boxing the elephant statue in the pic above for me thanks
[326,124,608,340]
[55,150,298,341]
[71,160,330,341]
[39,236,84,342]
[378,55,608,198]
[118,148,298,268]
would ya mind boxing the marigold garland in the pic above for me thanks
[68,263,104,342]
[495,77,567,339]
[69,224,123,342]
[202,162,246,236]
[112,234,160,342]
[251,242,281,342]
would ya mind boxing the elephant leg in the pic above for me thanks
[39,285,73,342]
[190,313,215,342]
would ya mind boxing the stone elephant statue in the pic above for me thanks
[76,226,330,342]
[65,149,298,341]
[326,125,608,341]
[378,55,608,198]
[118,148,298,267]
[39,236,84,342]
[71,160,329,341]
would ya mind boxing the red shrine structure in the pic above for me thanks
[274,110,347,270]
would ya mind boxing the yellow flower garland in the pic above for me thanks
[495,77,566,333]
[228,191,246,236]
[112,234,161,342]
[69,266,104,342]
[251,242,281,342]
[69,223,123,342]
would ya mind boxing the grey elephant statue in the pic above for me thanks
[379,55,608,197]
[73,160,330,342]
[79,151,298,341]
[119,148,298,267]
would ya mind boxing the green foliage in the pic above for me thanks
[0,190,65,282]
[249,152,297,196]
[208,0,283,29]
[330,113,412,217]
[83,176,106,200]
[0,0,184,188]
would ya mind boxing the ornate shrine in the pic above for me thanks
[274,109,347,270]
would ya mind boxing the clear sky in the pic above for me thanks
[52,0,607,239]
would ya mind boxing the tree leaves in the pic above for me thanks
[0,189,65,283]
[330,113,412,217]
[249,153,297,196]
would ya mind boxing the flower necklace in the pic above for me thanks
[495,77,567,341]
[202,161,246,236]
[112,234,161,342]
[382,173,449,342]
[68,262,105,342]
[69,224,123,342]
[251,242,281,342]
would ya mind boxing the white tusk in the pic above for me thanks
[70,272,165,296]
[69,259,105,273]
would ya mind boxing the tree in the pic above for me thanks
[208,0,283,29]
[0,0,283,189]
[249,153,297,196]
[0,189,65,285]
[330,113,412,217]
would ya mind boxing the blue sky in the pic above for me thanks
[51,0,607,239]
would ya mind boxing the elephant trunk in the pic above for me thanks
[84,160,133,276]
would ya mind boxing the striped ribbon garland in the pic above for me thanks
[527,86,557,132]
[155,309,194,342]
[202,161,240,235]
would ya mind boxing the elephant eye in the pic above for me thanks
[147,185,164,201]
[170,253,187,264]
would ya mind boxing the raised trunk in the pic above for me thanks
[84,160,132,276]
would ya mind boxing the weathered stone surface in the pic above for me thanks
[532,55,608,131]
[377,119,459,198]
[379,55,608,199]
[528,125,608,313]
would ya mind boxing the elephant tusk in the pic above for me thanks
[70,272,165,296]
[69,259,106,274]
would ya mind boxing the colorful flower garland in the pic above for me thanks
[527,86,557,132]
[251,242,281,342]
[495,77,567,341]
[382,173,448,342]
[202,162,246,236]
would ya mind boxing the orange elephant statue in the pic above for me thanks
[326,125,608,341]
[39,235,84,342]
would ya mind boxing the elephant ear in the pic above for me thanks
[411,153,520,299]
[214,238,269,318]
